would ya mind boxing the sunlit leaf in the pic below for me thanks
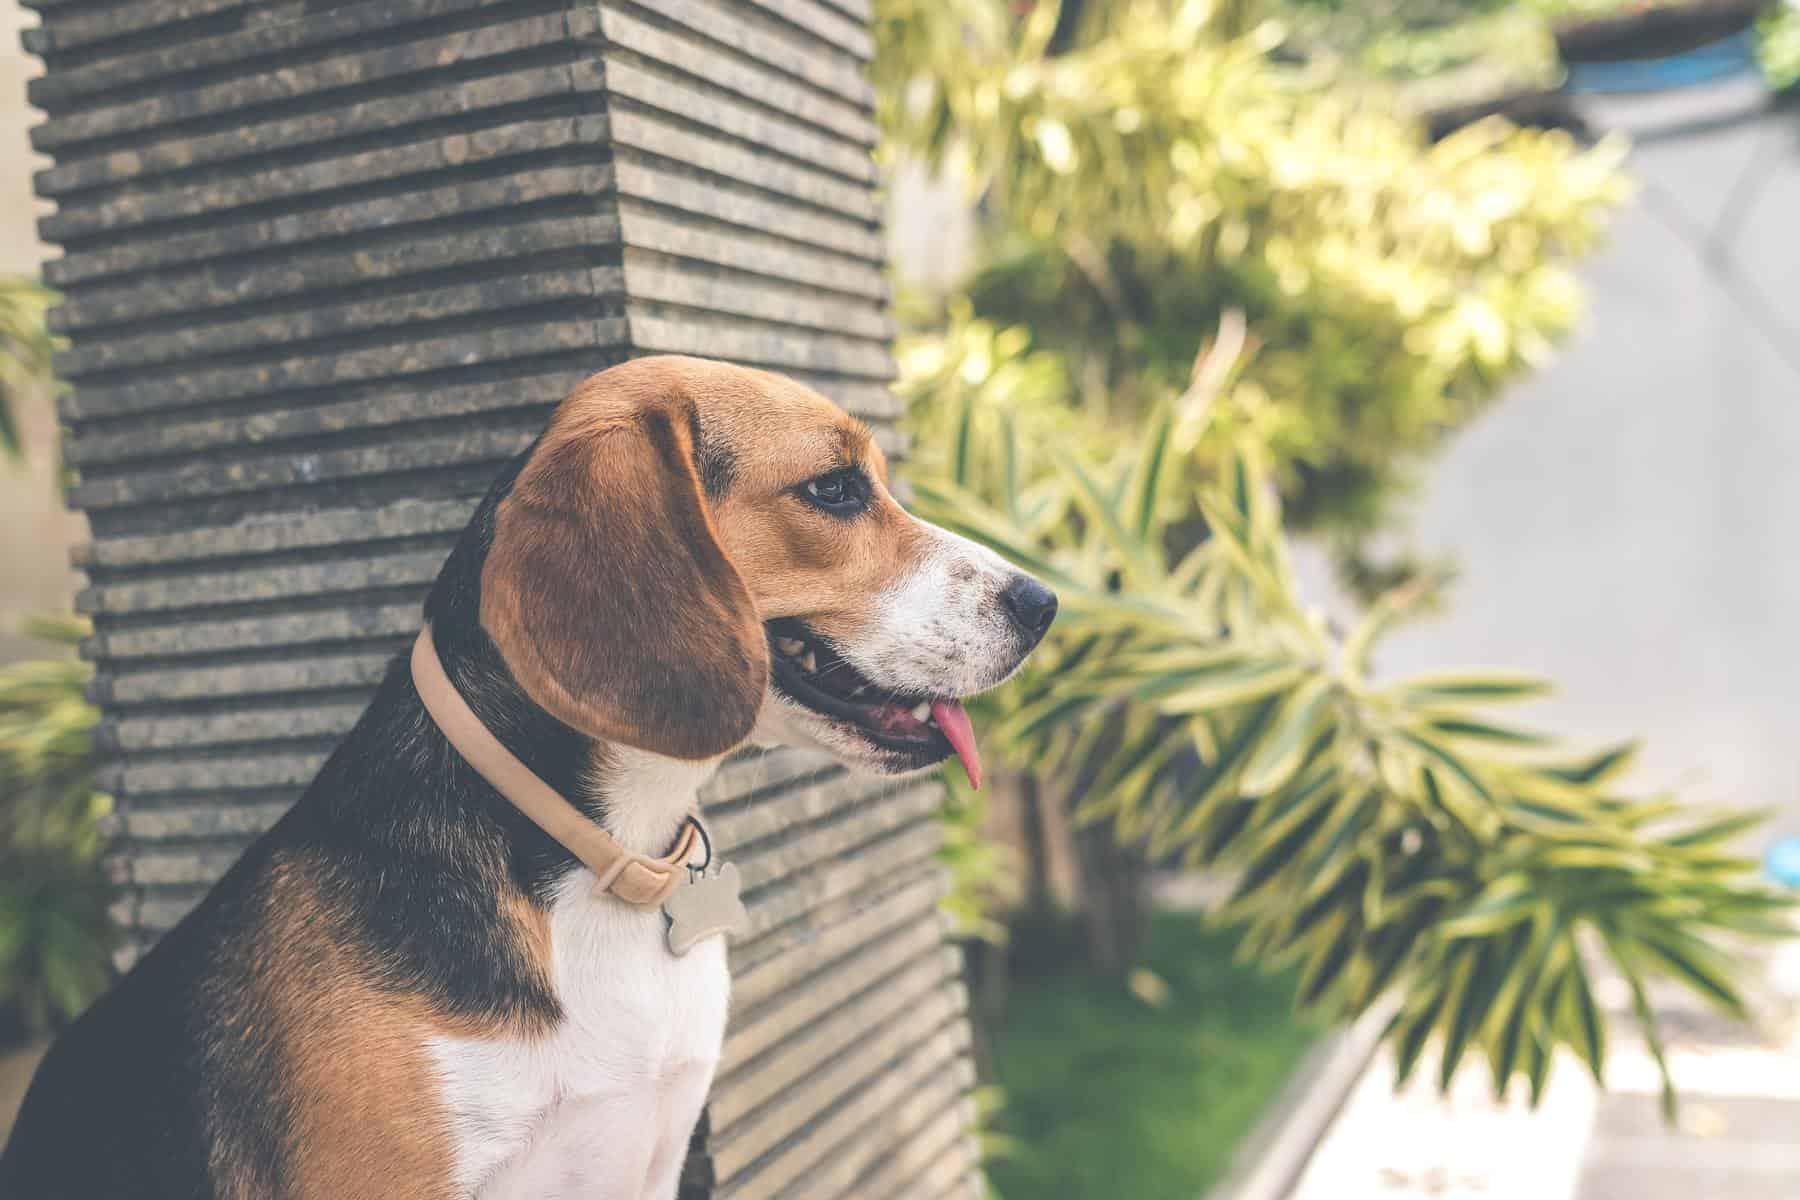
[1239,678,1335,796]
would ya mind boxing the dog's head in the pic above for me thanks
[479,355,1055,785]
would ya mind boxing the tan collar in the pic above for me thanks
[410,625,701,908]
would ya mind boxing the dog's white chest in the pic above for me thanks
[427,872,731,1197]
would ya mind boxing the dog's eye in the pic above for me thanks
[801,469,868,515]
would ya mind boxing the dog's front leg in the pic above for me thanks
[642,1058,718,1200]
[474,1091,659,1200]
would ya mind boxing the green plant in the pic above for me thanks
[1354,5,1561,80]
[909,359,1789,1114]
[986,913,1321,1199]
[0,275,108,1037]
[0,617,114,1035]
[938,769,1022,944]
[1759,1,1800,89]
[1265,0,1561,83]
[0,278,57,462]
[1524,0,1697,18]
[876,0,1628,592]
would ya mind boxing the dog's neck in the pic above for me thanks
[307,448,720,904]
[585,744,718,857]
[422,553,713,865]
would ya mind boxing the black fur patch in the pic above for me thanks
[0,442,617,1193]
[690,408,737,498]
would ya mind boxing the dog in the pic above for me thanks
[0,356,1057,1200]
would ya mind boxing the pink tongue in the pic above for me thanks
[930,699,982,790]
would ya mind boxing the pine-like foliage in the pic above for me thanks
[908,349,1789,1113]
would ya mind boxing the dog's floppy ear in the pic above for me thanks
[481,391,767,760]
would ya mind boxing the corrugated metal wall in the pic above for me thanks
[24,0,979,1194]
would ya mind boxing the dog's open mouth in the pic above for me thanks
[765,618,982,787]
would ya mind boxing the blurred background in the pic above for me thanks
[3,0,1798,1196]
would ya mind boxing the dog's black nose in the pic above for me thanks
[1000,575,1058,645]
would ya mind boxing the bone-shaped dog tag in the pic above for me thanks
[664,862,747,956]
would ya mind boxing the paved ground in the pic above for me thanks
[1289,942,1800,1200]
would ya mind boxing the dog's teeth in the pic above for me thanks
[910,702,931,722]
[801,651,818,673]
[776,637,805,656]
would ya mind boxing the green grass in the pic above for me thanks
[986,912,1324,1200]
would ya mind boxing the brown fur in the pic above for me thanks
[482,356,934,758]
[205,862,443,1198]
[201,845,560,1200]
[482,373,769,760]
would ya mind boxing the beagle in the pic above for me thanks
[0,356,1056,1200]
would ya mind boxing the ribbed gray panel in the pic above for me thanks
[27,0,974,1195]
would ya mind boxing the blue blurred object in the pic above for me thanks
[1766,836,1800,887]
[1566,30,1759,93]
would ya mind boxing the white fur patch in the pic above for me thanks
[430,756,730,1199]
[751,520,1039,773]
[857,526,1024,697]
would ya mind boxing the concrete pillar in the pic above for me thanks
[24,1,978,1193]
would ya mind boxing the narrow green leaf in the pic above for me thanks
[1126,651,1256,702]
[1194,797,1257,862]
[1000,410,1021,517]
[1564,960,1606,1082]
[1490,998,1530,1097]
[1526,1029,1553,1107]
[1485,918,1563,1098]
[1353,898,1443,1009]
[950,391,974,486]
[1437,874,1538,939]
[1615,952,1678,1122]
[1393,965,1456,1088]
[1440,929,1523,1092]
[1507,793,1599,828]
[1634,927,1747,1019]
[1297,915,1360,1009]
[1131,402,1174,538]
[1169,697,1283,843]
[1008,691,1099,745]
[1160,659,1306,714]
[1662,808,1769,849]
[1228,448,1252,524]
[1054,448,1156,577]
[1540,741,1641,787]
[1293,787,1375,904]
[1239,678,1335,797]
[1393,672,1553,705]
[1238,765,1340,864]
[1291,861,1369,958]
[1087,718,1183,812]
[1427,717,1550,747]
[1190,714,1221,763]
[1419,764,1489,838]
[1396,729,1496,808]
[1221,804,1335,919]
[1337,595,1396,683]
